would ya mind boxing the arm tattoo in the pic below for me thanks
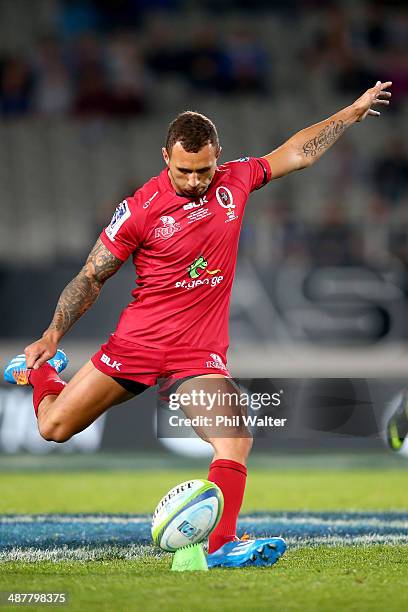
[48,239,122,336]
[302,120,345,158]
[85,238,123,283]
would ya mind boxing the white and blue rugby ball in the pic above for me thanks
[151,479,224,552]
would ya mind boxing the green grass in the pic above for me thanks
[0,469,407,513]
[0,547,407,612]
[1,462,407,611]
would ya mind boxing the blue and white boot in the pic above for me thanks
[4,349,68,385]
[207,536,286,569]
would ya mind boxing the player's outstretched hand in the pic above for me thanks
[353,81,392,122]
[24,337,58,370]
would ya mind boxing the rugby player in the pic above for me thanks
[5,80,391,568]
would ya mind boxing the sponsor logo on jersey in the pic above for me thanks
[183,196,208,211]
[175,255,223,290]
[100,353,122,371]
[105,200,131,241]
[155,215,181,240]
[187,207,212,224]
[216,186,238,223]
[206,353,228,371]
[238,157,250,162]
[187,255,221,279]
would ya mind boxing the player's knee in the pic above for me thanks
[211,432,253,461]
[38,419,72,443]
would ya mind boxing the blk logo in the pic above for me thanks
[101,354,122,371]
[183,196,208,211]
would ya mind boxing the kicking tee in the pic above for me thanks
[100,157,271,354]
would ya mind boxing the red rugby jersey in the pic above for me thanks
[100,157,271,354]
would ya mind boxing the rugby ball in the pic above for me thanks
[151,479,224,552]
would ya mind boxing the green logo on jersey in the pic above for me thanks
[188,256,208,278]
[187,255,221,279]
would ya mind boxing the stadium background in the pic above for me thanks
[1,0,408,455]
[0,2,407,610]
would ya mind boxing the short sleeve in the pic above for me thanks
[229,157,272,193]
[100,196,144,261]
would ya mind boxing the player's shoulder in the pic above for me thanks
[224,156,252,165]
[221,156,262,169]
[218,156,259,176]
[217,157,257,186]
[126,175,162,211]
[216,156,271,193]
[105,176,162,241]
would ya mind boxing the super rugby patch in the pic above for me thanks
[105,200,131,241]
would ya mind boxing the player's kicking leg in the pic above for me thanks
[173,375,286,569]
[4,350,133,441]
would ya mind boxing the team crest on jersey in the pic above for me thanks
[105,200,131,241]
[155,215,181,240]
[216,186,238,223]
[206,353,228,371]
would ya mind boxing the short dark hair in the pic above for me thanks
[165,111,219,154]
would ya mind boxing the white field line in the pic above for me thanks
[0,545,164,563]
[2,514,408,529]
[290,534,408,546]
[241,515,408,529]
[1,536,408,563]
[0,515,150,524]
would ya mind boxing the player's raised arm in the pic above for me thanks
[24,238,123,370]
[263,81,392,180]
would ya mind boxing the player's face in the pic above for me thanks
[162,142,220,198]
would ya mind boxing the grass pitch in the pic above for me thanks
[1,546,407,612]
[0,454,407,611]
[1,468,407,514]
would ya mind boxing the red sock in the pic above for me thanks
[207,458,247,553]
[28,363,66,417]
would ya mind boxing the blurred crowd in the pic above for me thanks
[257,136,408,269]
[0,0,407,118]
[0,0,270,119]
[1,0,408,273]
[302,2,408,109]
